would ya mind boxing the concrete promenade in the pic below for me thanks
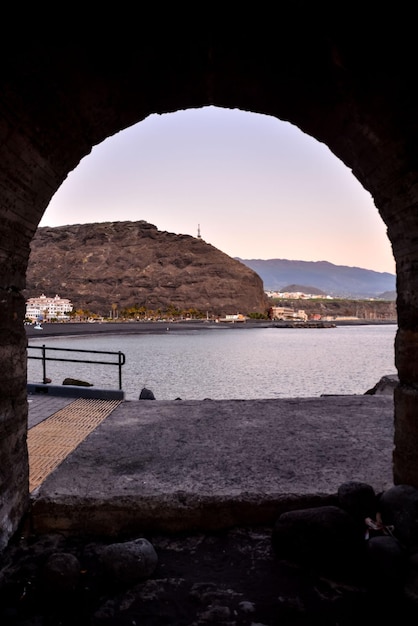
[27,391,395,538]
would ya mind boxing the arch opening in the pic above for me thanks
[3,32,418,551]
[26,106,397,401]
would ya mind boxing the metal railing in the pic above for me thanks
[27,344,126,390]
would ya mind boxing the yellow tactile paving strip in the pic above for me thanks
[28,397,122,493]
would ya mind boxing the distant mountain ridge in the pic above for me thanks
[280,284,327,296]
[236,258,396,299]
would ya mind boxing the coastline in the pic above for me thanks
[25,319,398,339]
[25,320,250,339]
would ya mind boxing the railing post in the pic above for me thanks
[41,344,47,384]
[28,345,126,391]
[118,351,124,390]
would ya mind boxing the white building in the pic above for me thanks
[25,294,73,322]
[270,306,308,322]
[218,313,247,323]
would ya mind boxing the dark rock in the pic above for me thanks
[378,484,418,548]
[404,552,418,607]
[62,377,93,387]
[139,387,155,400]
[338,481,377,520]
[97,538,158,586]
[272,505,366,576]
[366,535,406,588]
[42,552,81,593]
[365,374,399,395]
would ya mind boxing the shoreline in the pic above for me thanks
[25,319,398,339]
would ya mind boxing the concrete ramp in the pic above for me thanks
[29,395,395,537]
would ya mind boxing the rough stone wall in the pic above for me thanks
[0,291,29,549]
[1,16,418,548]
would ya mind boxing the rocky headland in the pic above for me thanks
[25,221,268,317]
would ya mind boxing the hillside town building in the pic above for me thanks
[25,294,73,322]
[270,306,308,322]
[266,290,334,300]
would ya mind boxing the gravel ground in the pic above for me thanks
[0,525,413,626]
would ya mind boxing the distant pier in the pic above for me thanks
[272,321,336,329]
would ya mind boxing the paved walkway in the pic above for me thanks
[28,397,122,492]
[26,391,396,538]
[28,393,78,427]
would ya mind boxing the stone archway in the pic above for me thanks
[1,22,417,549]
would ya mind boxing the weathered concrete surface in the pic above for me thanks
[29,395,395,537]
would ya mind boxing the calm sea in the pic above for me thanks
[27,324,398,401]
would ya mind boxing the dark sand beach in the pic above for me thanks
[25,320,270,339]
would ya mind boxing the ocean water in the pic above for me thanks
[27,324,398,401]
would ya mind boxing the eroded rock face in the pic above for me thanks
[25,221,268,317]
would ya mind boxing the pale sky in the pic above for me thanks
[40,106,396,275]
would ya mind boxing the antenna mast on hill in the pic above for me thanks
[197,224,201,239]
